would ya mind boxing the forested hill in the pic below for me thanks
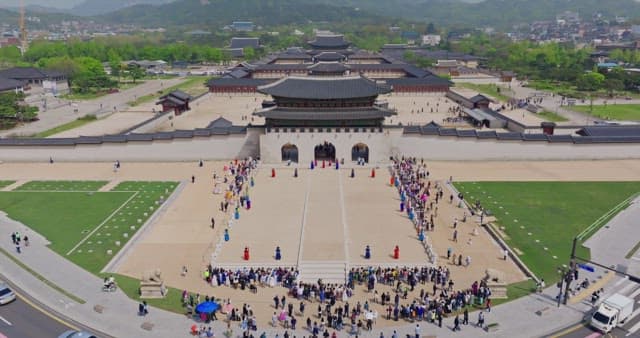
[315,0,640,28]
[70,0,174,16]
[98,0,385,28]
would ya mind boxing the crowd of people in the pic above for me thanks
[185,157,496,337]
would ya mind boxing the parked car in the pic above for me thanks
[0,282,16,305]
[57,330,98,338]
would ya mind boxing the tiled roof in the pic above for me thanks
[257,76,391,100]
[576,125,640,137]
[307,62,349,73]
[207,78,272,87]
[0,67,54,80]
[254,106,395,120]
[313,52,346,62]
[308,35,350,48]
[0,77,25,92]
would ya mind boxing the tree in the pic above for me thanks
[243,47,256,61]
[126,64,146,84]
[576,72,605,91]
[0,92,38,128]
[603,78,624,97]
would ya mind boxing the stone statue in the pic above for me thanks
[140,269,167,299]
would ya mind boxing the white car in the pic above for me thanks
[0,282,16,305]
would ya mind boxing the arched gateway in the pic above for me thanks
[281,143,299,162]
[314,142,336,161]
[253,76,397,163]
[351,143,369,163]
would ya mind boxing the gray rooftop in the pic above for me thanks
[257,76,391,100]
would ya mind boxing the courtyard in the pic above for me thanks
[2,159,639,329]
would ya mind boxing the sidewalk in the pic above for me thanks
[584,196,640,277]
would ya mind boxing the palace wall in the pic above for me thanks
[1,127,640,163]
[0,130,261,162]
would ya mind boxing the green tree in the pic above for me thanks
[0,92,37,128]
[576,72,605,91]
[126,64,146,84]
[603,78,624,96]
[243,47,256,61]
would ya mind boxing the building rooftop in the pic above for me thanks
[230,37,260,49]
[308,34,351,49]
[577,125,640,137]
[307,62,350,74]
[254,106,395,120]
[0,67,62,80]
[257,76,391,100]
[0,77,25,92]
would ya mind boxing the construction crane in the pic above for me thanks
[19,0,28,56]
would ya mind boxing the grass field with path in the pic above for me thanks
[0,180,178,274]
[33,115,98,138]
[454,182,640,283]
[455,83,512,102]
[0,181,15,189]
[570,104,640,121]
[14,180,108,191]
[537,111,569,122]
[128,76,208,107]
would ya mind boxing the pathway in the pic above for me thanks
[0,78,185,138]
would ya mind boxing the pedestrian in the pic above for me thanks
[16,243,20,254]
[273,296,279,309]
[453,229,458,242]
[463,308,469,325]
[11,232,16,245]
[477,311,485,328]
[453,315,460,331]
[23,235,28,247]
[211,217,215,229]
[503,249,508,260]
[414,323,421,338]
[486,298,491,312]
[192,175,195,183]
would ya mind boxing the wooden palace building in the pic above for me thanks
[207,33,451,94]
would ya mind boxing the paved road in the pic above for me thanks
[0,274,103,338]
[0,298,72,338]
[0,77,185,138]
[551,276,640,338]
[552,197,640,338]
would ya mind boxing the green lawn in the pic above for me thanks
[108,273,187,315]
[0,181,15,189]
[128,76,208,107]
[33,115,98,138]
[537,111,569,122]
[454,182,640,284]
[15,180,108,191]
[0,181,178,274]
[455,82,512,102]
[570,104,640,121]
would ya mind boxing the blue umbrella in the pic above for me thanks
[196,301,220,314]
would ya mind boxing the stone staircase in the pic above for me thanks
[298,261,347,284]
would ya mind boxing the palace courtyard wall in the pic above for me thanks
[1,127,640,163]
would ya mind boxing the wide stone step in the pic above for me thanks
[299,261,347,284]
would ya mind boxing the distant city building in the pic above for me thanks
[421,34,441,47]
[232,21,254,32]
